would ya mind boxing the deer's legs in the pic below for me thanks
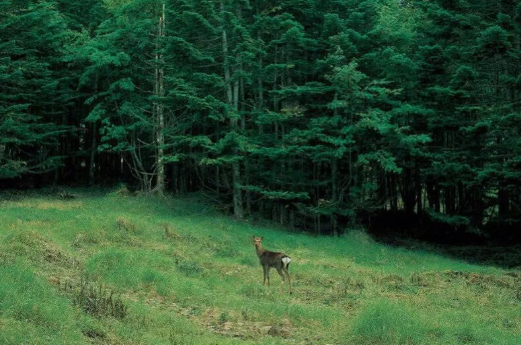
[276,268,286,284]
[283,268,292,294]
[263,265,270,286]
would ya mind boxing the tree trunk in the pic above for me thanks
[221,0,243,218]
[416,167,423,227]
[331,158,338,236]
[498,180,510,217]
[154,2,166,193]
[401,167,416,217]
[88,121,97,186]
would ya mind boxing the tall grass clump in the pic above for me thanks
[62,277,128,319]
[350,298,428,345]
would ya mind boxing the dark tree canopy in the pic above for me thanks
[2,0,521,243]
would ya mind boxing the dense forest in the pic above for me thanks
[2,0,521,242]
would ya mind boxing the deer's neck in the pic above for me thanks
[255,245,266,257]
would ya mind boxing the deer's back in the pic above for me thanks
[259,250,287,267]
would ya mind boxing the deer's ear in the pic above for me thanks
[252,235,255,239]
[260,236,263,240]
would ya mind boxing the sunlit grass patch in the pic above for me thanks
[350,298,428,344]
[0,198,85,211]
[0,262,83,345]
[85,248,175,295]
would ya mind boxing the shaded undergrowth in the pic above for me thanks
[374,234,521,269]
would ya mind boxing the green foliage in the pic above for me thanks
[0,0,72,178]
[477,25,512,55]
[3,0,521,240]
[242,185,310,200]
[426,209,470,228]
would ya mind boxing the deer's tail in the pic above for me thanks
[281,256,291,269]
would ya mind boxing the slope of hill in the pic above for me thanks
[0,190,520,345]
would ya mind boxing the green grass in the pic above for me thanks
[0,189,520,344]
[0,261,83,345]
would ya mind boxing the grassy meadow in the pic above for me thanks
[0,189,520,345]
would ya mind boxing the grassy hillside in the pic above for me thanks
[0,190,520,345]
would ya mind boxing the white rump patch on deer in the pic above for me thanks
[282,256,291,267]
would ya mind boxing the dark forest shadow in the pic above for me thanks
[373,235,521,269]
[366,210,521,269]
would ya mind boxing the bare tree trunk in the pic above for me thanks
[89,74,99,186]
[88,121,97,186]
[221,0,243,218]
[331,158,338,236]
[154,2,166,193]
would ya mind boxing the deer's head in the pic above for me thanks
[252,236,263,250]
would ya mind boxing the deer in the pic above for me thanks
[252,236,292,294]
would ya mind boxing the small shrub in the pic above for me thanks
[218,311,230,324]
[63,277,128,319]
